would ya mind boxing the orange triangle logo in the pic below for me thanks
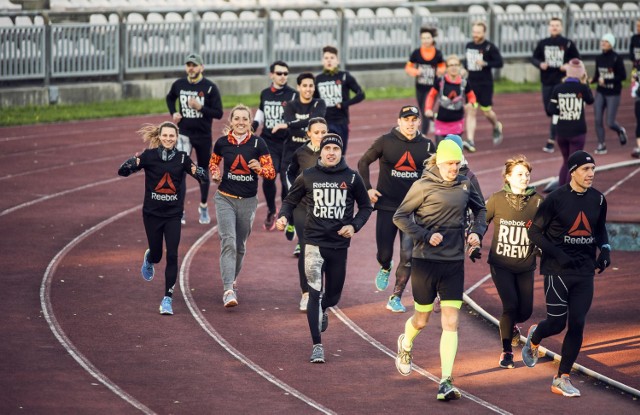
[340,182,347,189]
[567,211,592,236]
[394,151,417,172]
[230,155,251,174]
[154,172,177,194]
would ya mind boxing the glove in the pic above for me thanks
[595,248,611,274]
[118,156,139,177]
[194,166,209,183]
[468,246,482,263]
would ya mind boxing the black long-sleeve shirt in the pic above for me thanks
[282,97,327,153]
[279,158,372,249]
[166,77,223,139]
[254,84,296,142]
[592,49,627,95]
[463,40,503,85]
[315,70,365,125]
[531,35,580,86]
[548,80,594,136]
[630,33,640,70]
[528,184,608,277]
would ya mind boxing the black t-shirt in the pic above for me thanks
[315,70,365,125]
[593,50,627,95]
[213,134,271,198]
[463,40,503,85]
[531,36,580,86]
[166,77,223,138]
[408,47,445,91]
[257,85,296,142]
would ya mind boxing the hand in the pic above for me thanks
[468,245,482,262]
[187,97,202,110]
[466,232,481,247]
[598,78,605,86]
[368,189,382,203]
[425,109,434,119]
[172,112,182,123]
[476,59,485,67]
[429,232,443,247]
[211,171,221,183]
[275,216,288,231]
[595,248,611,274]
[247,159,262,174]
[337,225,355,238]
[540,62,549,70]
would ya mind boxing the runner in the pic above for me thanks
[315,45,365,154]
[463,21,504,149]
[357,105,435,313]
[485,155,543,369]
[405,26,446,135]
[276,134,373,363]
[117,121,209,315]
[522,150,610,398]
[393,139,486,401]
[547,58,594,185]
[209,105,276,308]
[285,117,328,312]
[425,54,477,150]
[630,19,640,158]
[253,60,296,230]
[591,33,628,155]
[531,17,580,154]
[166,52,223,225]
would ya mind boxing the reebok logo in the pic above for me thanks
[391,152,419,179]
[154,173,176,194]
[230,155,251,175]
[564,211,595,244]
[340,182,347,189]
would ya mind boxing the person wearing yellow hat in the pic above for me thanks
[392,139,487,401]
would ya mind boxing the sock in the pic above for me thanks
[200,202,208,208]
[440,329,458,380]
[402,317,421,350]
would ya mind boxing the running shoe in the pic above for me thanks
[375,260,392,291]
[462,139,477,153]
[293,243,301,257]
[618,127,628,145]
[499,352,515,369]
[492,121,503,145]
[632,148,640,159]
[395,334,412,376]
[181,211,186,225]
[285,224,295,241]
[542,141,555,153]
[437,377,461,401]
[386,295,406,313]
[299,292,309,312]
[521,324,539,367]
[159,296,173,315]
[198,206,211,225]
[511,325,522,347]
[321,311,328,332]
[223,289,238,308]
[594,143,608,155]
[310,343,325,363]
[264,211,276,230]
[141,249,155,281]
[433,295,441,313]
[551,374,581,397]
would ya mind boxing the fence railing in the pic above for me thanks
[1,4,638,84]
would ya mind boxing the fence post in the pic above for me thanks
[118,12,126,84]
[265,9,273,74]
[44,13,51,87]
[339,8,348,70]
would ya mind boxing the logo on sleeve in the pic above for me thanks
[391,151,419,178]
[152,173,178,201]
[565,211,594,244]
[228,155,254,181]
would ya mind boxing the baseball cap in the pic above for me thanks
[185,53,203,66]
[399,105,420,118]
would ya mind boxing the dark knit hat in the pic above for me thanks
[399,105,420,118]
[568,150,595,173]
[320,133,343,151]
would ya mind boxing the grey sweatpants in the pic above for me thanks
[214,191,258,291]
[594,93,623,145]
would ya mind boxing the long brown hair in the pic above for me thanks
[137,121,179,148]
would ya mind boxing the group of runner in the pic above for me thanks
[116,16,640,401]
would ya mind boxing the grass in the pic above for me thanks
[0,79,543,127]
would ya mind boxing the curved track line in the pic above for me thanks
[331,307,512,415]
[603,166,640,197]
[178,213,337,415]
[40,206,155,415]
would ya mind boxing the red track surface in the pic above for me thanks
[1,93,639,414]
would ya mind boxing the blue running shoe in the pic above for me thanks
[521,324,539,367]
[437,377,461,401]
[198,206,211,225]
[375,260,392,291]
[551,374,581,397]
[159,296,173,315]
[141,249,154,281]
[310,344,325,363]
[386,295,406,313]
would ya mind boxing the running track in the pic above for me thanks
[1,93,639,414]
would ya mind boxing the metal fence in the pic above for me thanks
[1,4,638,84]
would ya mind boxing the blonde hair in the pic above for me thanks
[137,121,179,148]
[503,154,532,184]
[446,54,461,66]
[222,104,254,135]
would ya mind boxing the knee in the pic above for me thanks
[546,317,567,335]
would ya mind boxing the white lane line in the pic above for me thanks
[331,307,512,415]
[40,206,155,415]
[603,166,640,196]
[178,215,337,415]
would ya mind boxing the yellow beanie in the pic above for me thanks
[436,139,463,164]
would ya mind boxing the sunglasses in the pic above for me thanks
[274,71,289,76]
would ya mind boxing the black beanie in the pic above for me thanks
[568,150,595,173]
[320,133,343,151]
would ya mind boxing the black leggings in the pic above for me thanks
[376,209,413,298]
[490,265,534,353]
[293,205,308,293]
[304,245,348,344]
[143,214,182,297]
[416,86,433,135]
[188,137,212,204]
[541,84,557,141]
[531,274,594,375]
[262,139,286,214]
